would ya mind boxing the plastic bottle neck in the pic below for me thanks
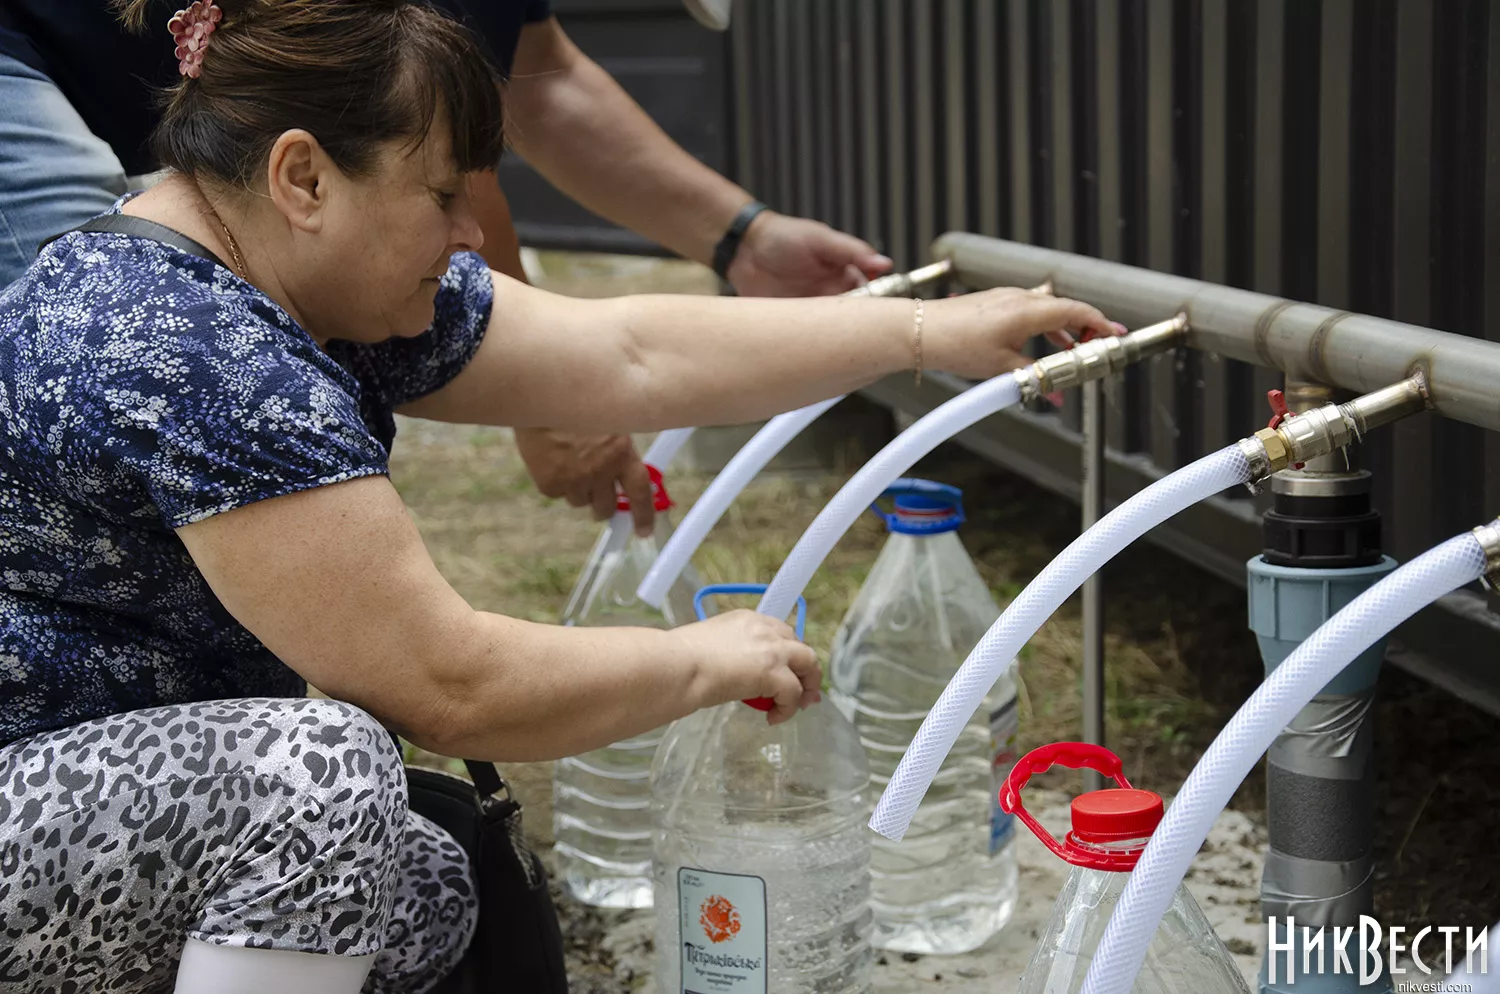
[1068,833,1152,871]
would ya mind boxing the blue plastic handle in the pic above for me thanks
[693,583,807,639]
[867,477,965,531]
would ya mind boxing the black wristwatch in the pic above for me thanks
[711,200,770,280]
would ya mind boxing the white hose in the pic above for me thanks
[635,397,844,608]
[603,427,697,552]
[757,375,1025,622]
[1078,533,1488,994]
[869,444,1252,841]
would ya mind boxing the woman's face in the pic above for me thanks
[291,131,485,346]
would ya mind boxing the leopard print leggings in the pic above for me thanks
[0,698,478,993]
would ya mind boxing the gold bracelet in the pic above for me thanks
[912,298,925,387]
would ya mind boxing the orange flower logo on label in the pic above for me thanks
[699,894,742,944]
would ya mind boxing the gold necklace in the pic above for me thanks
[204,205,248,279]
[191,181,248,279]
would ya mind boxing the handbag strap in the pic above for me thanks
[39,213,230,271]
[389,730,509,800]
[464,759,507,799]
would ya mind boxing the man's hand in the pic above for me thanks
[726,212,893,297]
[513,428,658,535]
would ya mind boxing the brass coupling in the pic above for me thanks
[844,258,955,298]
[1474,518,1500,595]
[1240,373,1430,484]
[1013,312,1189,403]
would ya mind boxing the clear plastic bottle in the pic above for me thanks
[652,585,873,994]
[554,467,704,908]
[1005,743,1251,994]
[827,479,1021,954]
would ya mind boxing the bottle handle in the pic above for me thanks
[866,477,965,531]
[692,583,808,712]
[999,742,1140,871]
[617,463,673,513]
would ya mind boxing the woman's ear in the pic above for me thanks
[265,129,331,233]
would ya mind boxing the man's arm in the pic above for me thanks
[466,170,646,526]
[505,18,891,296]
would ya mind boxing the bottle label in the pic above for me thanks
[988,696,1021,855]
[678,867,768,994]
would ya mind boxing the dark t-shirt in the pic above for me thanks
[0,0,551,176]
[0,195,496,746]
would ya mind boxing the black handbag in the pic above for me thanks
[406,759,570,994]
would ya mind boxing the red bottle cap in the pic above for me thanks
[1000,742,1154,871]
[616,464,673,513]
[1071,788,1164,844]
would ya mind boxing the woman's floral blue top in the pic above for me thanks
[0,200,492,746]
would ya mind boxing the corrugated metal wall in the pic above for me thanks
[728,0,1500,568]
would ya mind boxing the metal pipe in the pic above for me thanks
[844,258,954,297]
[933,232,1500,432]
[1081,378,1106,793]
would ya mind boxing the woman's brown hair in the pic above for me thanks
[115,0,506,187]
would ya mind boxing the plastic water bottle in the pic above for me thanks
[652,585,872,994]
[1004,743,1250,994]
[826,479,1020,954]
[554,466,704,908]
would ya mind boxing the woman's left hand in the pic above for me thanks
[921,286,1125,380]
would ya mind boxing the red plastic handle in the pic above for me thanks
[999,742,1140,871]
[743,696,775,712]
[617,464,673,513]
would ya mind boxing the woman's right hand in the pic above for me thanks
[922,286,1124,381]
[675,610,822,725]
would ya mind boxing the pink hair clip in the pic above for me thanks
[168,0,224,79]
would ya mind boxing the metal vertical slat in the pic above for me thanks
[834,0,858,237]
[1049,1,1076,255]
[771,1,794,212]
[1248,0,1286,464]
[1008,0,1033,244]
[1198,0,1230,455]
[1487,0,1500,532]
[1428,1,1488,538]
[944,0,969,235]
[811,1,836,227]
[752,1,776,210]
[1145,0,1181,469]
[884,0,911,268]
[1347,0,1396,319]
[858,2,883,251]
[1096,0,1132,454]
[729,1,756,192]
[1077,0,1106,792]
[1221,0,1260,457]
[792,3,816,220]
[1317,0,1354,311]
[1388,0,1436,561]
[975,0,1003,236]
[913,2,938,260]
[1051,0,1085,433]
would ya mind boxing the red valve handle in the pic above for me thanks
[1265,389,1295,430]
[999,742,1143,871]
